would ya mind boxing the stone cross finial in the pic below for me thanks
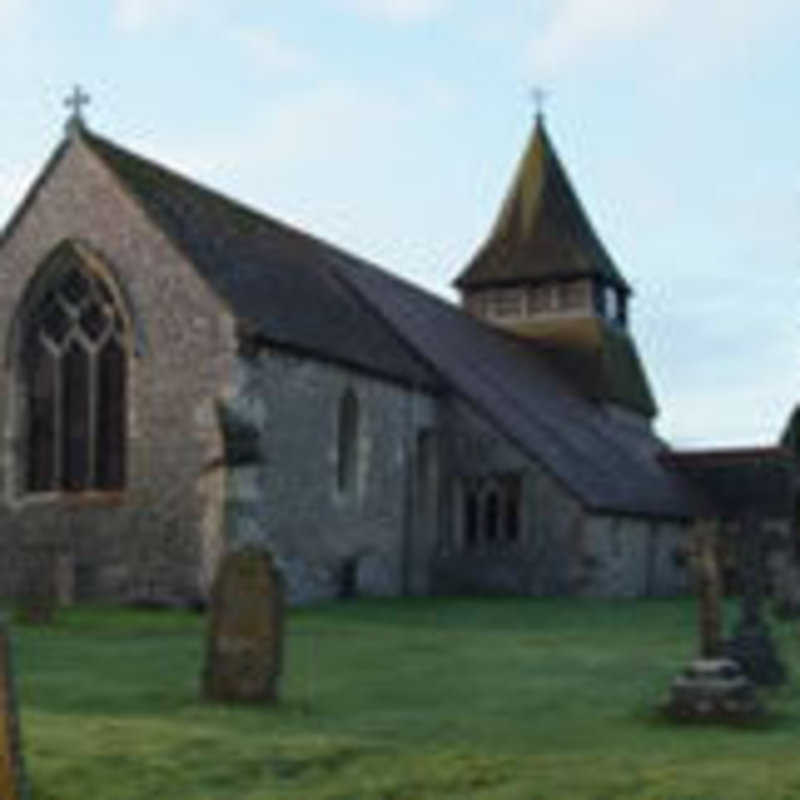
[530,86,548,121]
[64,85,90,134]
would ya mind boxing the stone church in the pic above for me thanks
[0,102,701,605]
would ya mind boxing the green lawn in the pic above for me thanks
[10,597,800,799]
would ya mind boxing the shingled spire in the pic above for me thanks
[456,115,657,420]
[456,114,629,295]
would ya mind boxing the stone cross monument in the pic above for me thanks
[663,519,761,721]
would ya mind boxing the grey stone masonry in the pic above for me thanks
[240,348,438,604]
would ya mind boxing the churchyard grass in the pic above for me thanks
[11,598,800,799]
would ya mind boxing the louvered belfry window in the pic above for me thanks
[24,252,127,492]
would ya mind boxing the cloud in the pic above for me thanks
[145,78,464,293]
[527,0,800,77]
[112,0,195,32]
[0,0,23,27]
[341,0,449,24]
[233,29,312,74]
[528,0,670,74]
[150,81,411,208]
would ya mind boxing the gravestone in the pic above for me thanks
[723,513,786,685]
[0,618,27,800]
[203,549,284,702]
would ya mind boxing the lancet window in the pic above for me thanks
[337,388,359,494]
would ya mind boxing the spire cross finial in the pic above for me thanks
[530,86,548,121]
[64,84,90,127]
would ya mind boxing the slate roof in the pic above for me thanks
[527,317,657,418]
[79,128,694,518]
[455,116,630,292]
[84,132,438,391]
[334,256,695,518]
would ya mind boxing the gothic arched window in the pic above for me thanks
[21,243,128,493]
[336,389,359,494]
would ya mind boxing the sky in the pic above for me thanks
[0,0,798,449]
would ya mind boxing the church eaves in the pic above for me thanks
[454,116,630,293]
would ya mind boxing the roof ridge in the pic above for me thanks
[84,130,386,277]
[83,129,439,390]
[0,137,70,249]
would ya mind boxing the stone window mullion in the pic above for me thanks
[87,344,98,488]
[52,347,64,490]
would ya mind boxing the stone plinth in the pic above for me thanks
[0,619,27,800]
[664,658,762,722]
[203,549,284,703]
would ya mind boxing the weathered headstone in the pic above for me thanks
[203,549,284,702]
[0,618,27,800]
[723,513,786,685]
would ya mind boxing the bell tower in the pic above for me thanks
[455,113,657,421]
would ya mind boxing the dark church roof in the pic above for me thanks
[77,128,694,518]
[335,256,693,517]
[520,316,657,418]
[454,116,630,293]
[84,132,438,392]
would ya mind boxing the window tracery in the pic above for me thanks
[21,245,128,493]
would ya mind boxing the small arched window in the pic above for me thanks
[20,242,128,493]
[336,389,359,493]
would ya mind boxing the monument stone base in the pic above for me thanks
[663,658,762,722]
